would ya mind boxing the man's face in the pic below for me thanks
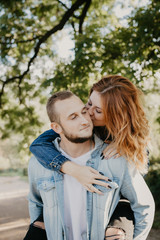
[55,96,93,143]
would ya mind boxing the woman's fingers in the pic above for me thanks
[75,166,112,195]
[82,168,113,194]
[89,167,112,182]
[104,149,117,159]
[90,167,100,174]
[94,173,112,182]
[91,186,104,195]
[93,179,112,189]
[103,146,121,160]
[114,153,120,159]
[85,184,104,195]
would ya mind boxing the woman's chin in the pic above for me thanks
[91,117,105,127]
[93,121,105,127]
[93,121,101,127]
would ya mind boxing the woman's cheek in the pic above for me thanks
[94,112,101,121]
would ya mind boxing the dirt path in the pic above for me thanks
[0,176,30,240]
[0,176,159,240]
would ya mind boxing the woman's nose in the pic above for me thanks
[85,103,89,110]
[88,107,94,116]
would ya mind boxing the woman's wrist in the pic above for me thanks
[60,161,81,176]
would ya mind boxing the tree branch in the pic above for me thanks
[0,36,41,45]
[57,0,69,10]
[57,0,80,19]
[0,0,87,108]
[79,0,92,34]
[71,20,76,34]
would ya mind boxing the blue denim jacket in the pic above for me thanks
[28,135,155,240]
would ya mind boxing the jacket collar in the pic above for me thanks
[52,134,105,156]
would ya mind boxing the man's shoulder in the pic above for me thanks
[28,156,62,181]
[29,155,39,165]
[99,155,129,177]
[107,155,127,166]
[29,155,37,164]
[28,156,42,173]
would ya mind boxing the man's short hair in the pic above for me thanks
[46,90,74,122]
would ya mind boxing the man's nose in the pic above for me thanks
[81,116,89,125]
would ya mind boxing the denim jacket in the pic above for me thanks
[28,135,155,240]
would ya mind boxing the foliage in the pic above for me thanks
[70,0,160,90]
[156,108,160,128]
[0,0,160,153]
[43,0,160,97]
[116,0,160,89]
[145,159,160,228]
[0,0,95,150]
[146,162,160,209]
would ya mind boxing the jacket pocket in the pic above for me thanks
[37,178,58,208]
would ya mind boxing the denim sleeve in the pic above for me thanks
[121,163,155,240]
[28,157,43,223]
[29,129,70,173]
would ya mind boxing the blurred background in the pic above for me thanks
[0,0,160,239]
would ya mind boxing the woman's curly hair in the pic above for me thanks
[90,75,149,174]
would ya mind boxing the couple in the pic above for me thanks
[25,75,155,240]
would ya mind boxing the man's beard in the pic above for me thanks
[62,127,93,143]
[64,134,92,143]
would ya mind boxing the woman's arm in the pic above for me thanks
[30,129,70,174]
[30,129,111,194]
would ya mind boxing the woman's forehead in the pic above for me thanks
[89,91,103,109]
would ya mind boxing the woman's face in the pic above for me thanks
[86,90,106,126]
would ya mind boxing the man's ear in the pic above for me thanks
[51,122,62,134]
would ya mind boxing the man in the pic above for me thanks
[27,90,154,240]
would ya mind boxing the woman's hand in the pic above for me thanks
[103,145,120,160]
[61,161,112,195]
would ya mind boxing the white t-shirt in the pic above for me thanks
[60,148,93,240]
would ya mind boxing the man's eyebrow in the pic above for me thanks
[68,106,87,118]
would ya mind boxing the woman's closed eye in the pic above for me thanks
[87,101,92,106]
[96,109,102,114]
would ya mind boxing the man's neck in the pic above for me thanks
[59,137,95,158]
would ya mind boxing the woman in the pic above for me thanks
[25,75,149,240]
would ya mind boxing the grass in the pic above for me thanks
[0,168,28,181]
[153,210,160,229]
